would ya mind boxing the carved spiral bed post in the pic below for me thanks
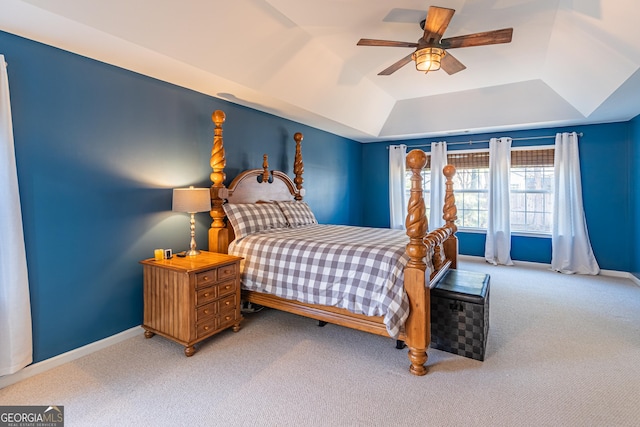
[404,149,429,376]
[293,132,304,200]
[209,110,229,253]
[442,165,458,269]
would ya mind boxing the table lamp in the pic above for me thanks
[172,186,212,256]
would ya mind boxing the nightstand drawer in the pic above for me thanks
[219,311,237,329]
[196,317,217,338]
[219,294,236,315]
[217,279,236,298]
[196,286,217,306]
[196,301,217,320]
[217,263,237,281]
[196,269,216,288]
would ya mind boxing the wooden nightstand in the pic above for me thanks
[140,251,243,356]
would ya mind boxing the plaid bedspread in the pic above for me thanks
[228,224,410,338]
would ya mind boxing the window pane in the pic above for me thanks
[510,164,554,234]
[525,212,552,233]
[511,193,525,212]
[478,204,488,228]
[462,192,478,210]
[544,211,553,230]
[478,192,488,211]
[511,211,526,228]
[526,193,542,210]
[545,192,553,207]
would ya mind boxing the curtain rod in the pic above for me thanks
[388,132,584,149]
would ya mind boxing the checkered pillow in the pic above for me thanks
[275,201,318,227]
[223,203,289,239]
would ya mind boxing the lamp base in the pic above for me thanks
[184,212,201,256]
[185,248,201,256]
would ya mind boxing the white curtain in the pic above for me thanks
[0,55,32,376]
[429,141,447,230]
[551,132,599,275]
[389,144,407,229]
[485,137,514,265]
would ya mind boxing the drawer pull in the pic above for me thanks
[204,309,210,314]
[202,276,209,281]
[225,301,230,306]
[203,325,209,331]
[224,285,231,290]
[225,316,231,321]
[203,293,210,297]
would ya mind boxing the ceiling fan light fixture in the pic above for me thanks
[412,47,445,73]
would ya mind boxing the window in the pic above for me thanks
[405,147,554,234]
[448,151,489,229]
[509,148,554,234]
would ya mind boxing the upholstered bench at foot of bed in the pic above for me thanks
[430,269,490,361]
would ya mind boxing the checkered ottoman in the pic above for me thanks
[430,269,490,361]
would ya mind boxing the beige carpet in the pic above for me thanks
[1,259,639,426]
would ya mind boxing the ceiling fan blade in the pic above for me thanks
[357,38,418,48]
[422,6,455,44]
[440,28,513,49]
[378,54,414,76]
[440,52,466,75]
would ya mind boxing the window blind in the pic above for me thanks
[422,147,554,170]
[511,149,554,167]
[446,151,490,169]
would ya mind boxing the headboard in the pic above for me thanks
[208,110,305,253]
[225,156,300,204]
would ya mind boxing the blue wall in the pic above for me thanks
[2,30,361,363]
[362,123,632,272]
[631,114,640,279]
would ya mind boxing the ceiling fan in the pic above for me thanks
[357,6,513,75]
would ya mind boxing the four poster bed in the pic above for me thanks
[207,110,459,376]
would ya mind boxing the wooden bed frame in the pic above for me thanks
[207,110,458,376]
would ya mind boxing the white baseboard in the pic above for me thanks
[0,326,143,390]
[627,273,640,287]
[459,254,551,270]
[458,254,640,286]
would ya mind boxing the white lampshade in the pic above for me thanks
[172,186,211,213]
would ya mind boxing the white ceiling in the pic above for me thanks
[2,0,640,142]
